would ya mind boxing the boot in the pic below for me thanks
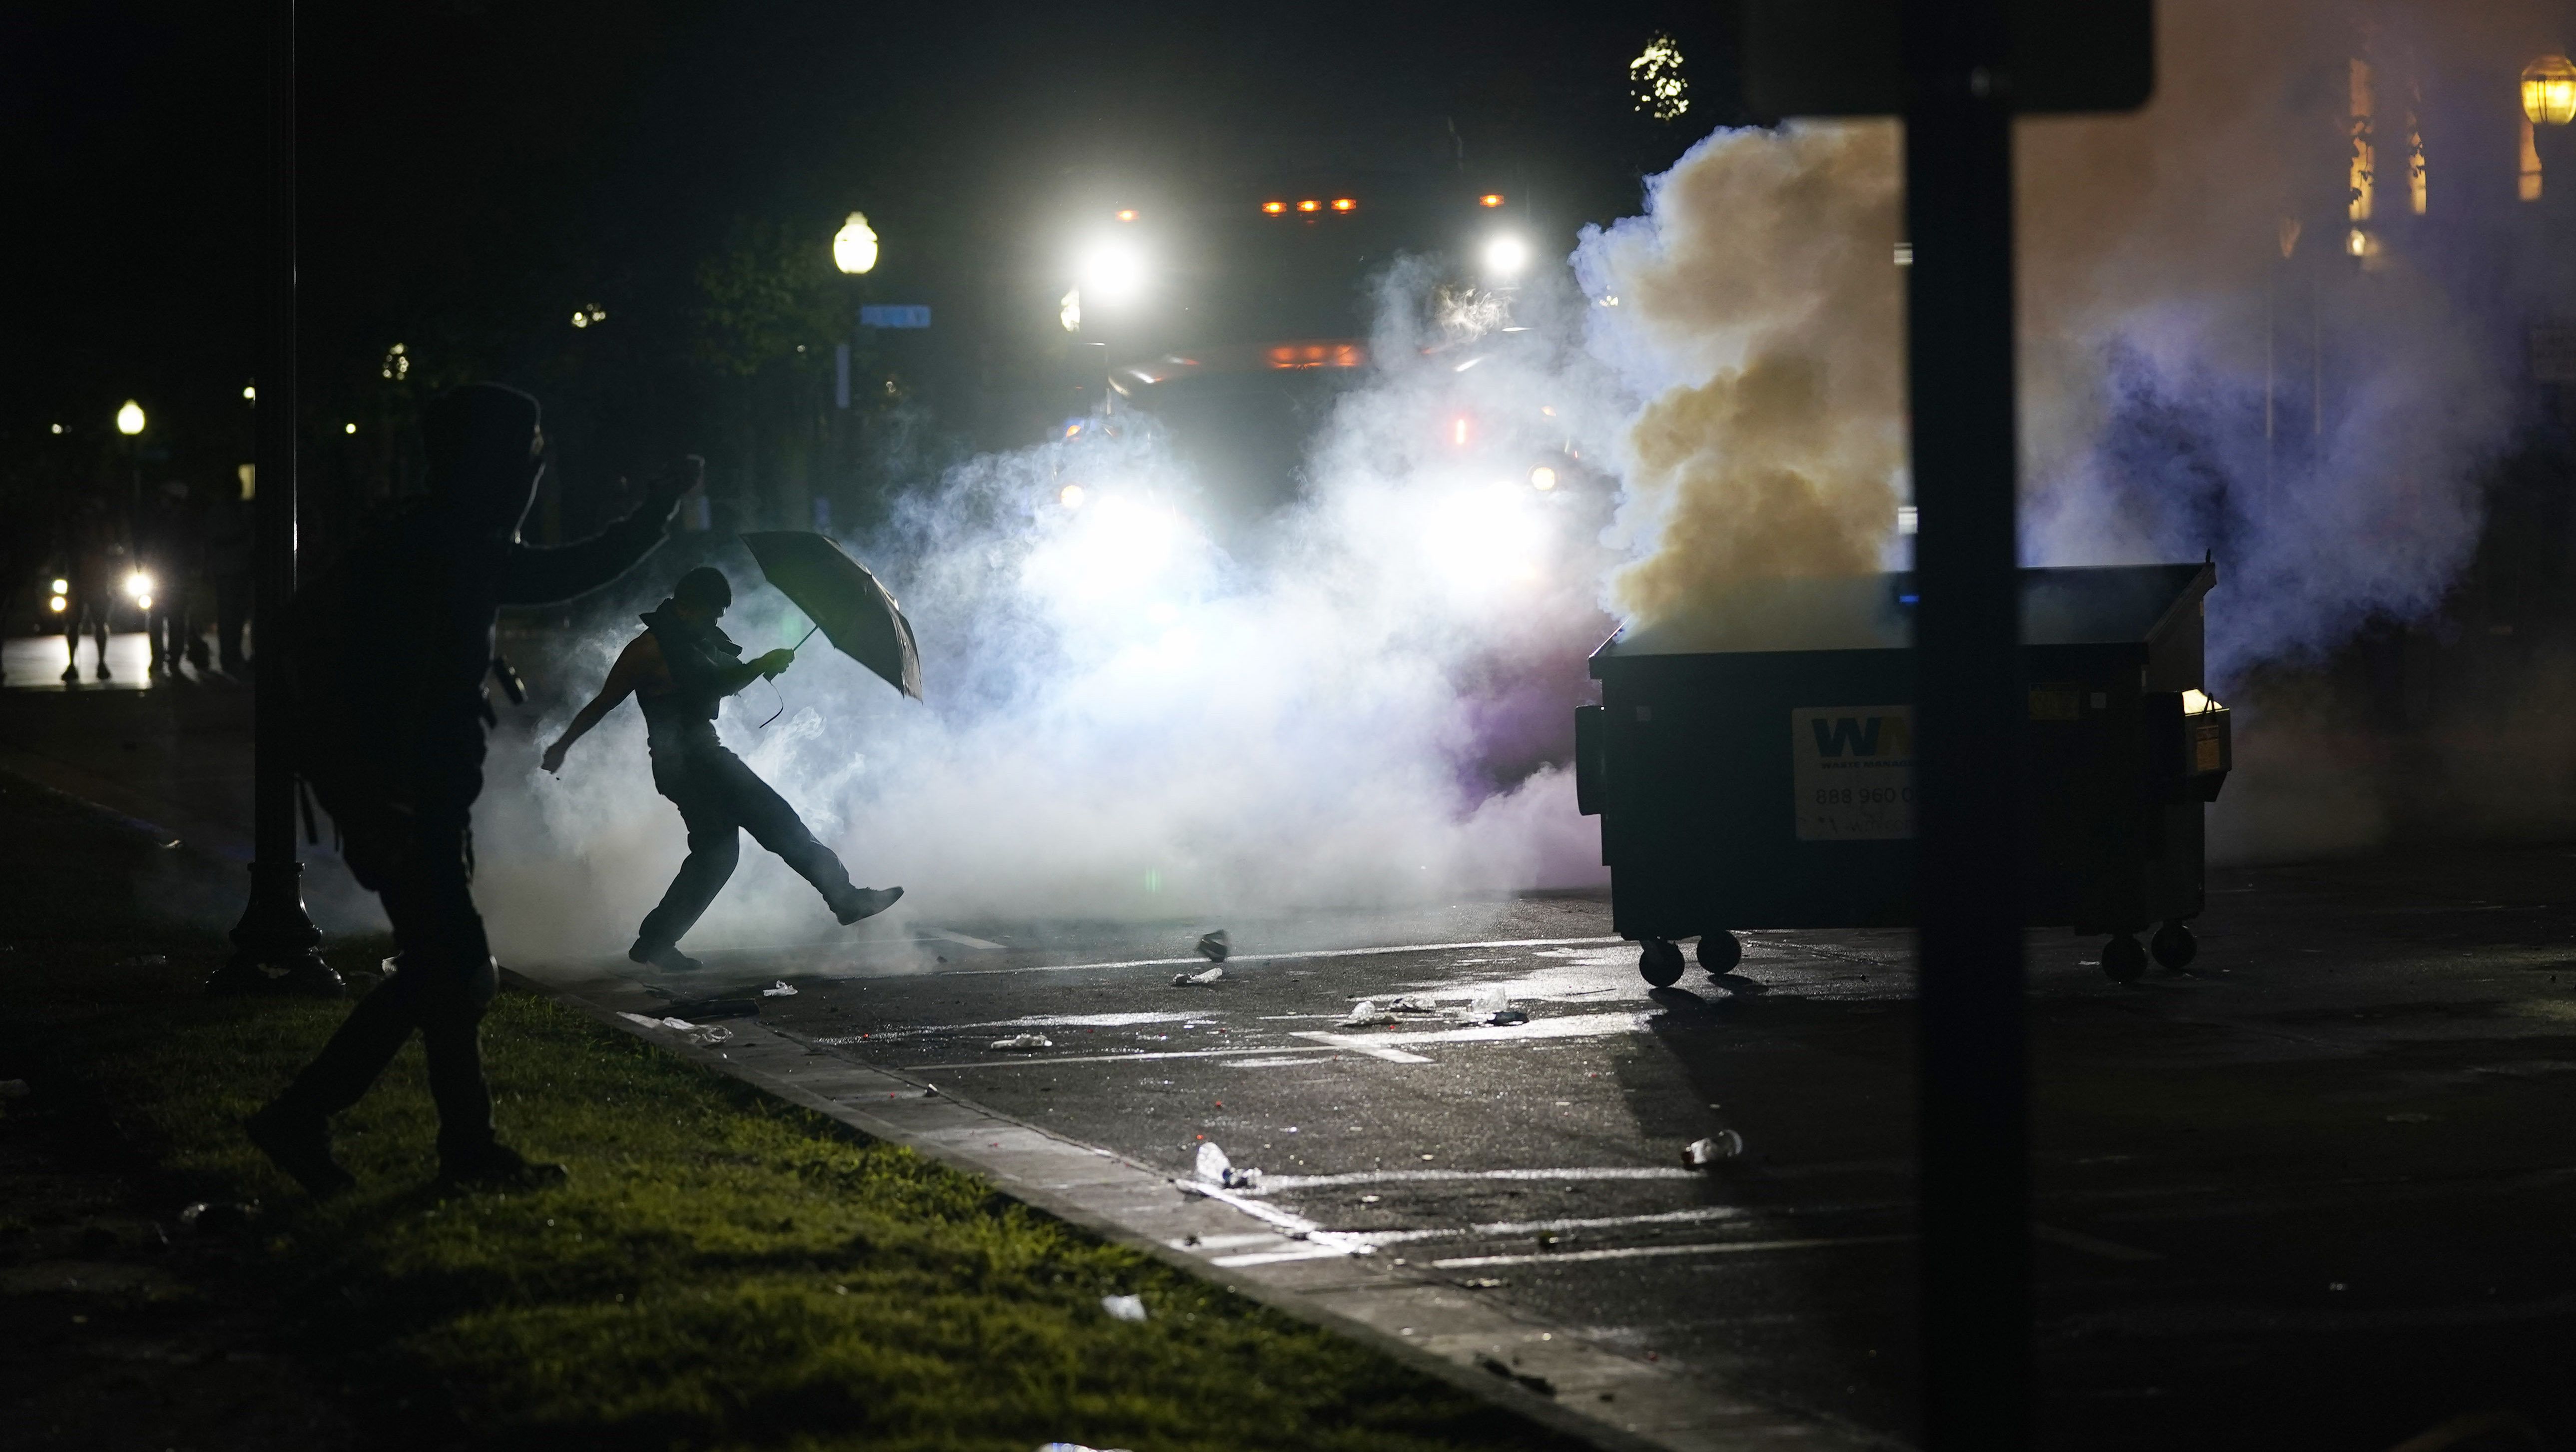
[831,885,903,925]
[437,1141,568,1192]
[246,1101,356,1198]
[627,938,704,973]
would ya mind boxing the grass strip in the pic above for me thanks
[47,931,1583,1452]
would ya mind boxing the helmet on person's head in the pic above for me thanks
[422,383,543,533]
[673,565,732,614]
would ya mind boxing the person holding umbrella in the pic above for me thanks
[542,563,902,972]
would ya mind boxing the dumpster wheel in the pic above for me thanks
[1639,938,1686,987]
[1695,931,1743,974]
[2150,920,2198,971]
[2101,934,2147,984]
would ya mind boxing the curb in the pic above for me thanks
[514,968,1888,1452]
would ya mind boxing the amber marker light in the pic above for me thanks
[1115,208,1139,222]
[1261,201,1286,214]
[1297,199,1321,212]
[1331,197,1357,211]
[1479,193,1505,207]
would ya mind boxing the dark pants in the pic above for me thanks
[637,740,855,949]
[276,803,498,1159]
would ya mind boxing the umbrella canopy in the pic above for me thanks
[738,531,923,701]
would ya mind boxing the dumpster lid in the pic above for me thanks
[1594,562,2215,660]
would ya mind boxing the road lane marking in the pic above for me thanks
[1250,1166,1701,1194]
[812,1010,1201,1043]
[1429,1234,1910,1269]
[941,935,1626,977]
[898,1045,1344,1070]
[1291,1011,1643,1051]
[1350,1206,1753,1246]
[926,928,1007,951]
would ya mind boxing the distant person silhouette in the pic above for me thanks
[541,565,900,972]
[55,492,127,682]
[246,382,696,1196]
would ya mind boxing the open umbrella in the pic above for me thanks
[738,531,923,701]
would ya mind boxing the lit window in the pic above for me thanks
[2349,58,2375,223]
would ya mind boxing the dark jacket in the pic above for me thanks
[291,385,678,821]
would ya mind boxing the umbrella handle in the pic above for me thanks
[755,626,818,729]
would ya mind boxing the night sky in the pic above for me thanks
[9,1,1737,521]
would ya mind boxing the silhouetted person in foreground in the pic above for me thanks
[136,479,204,678]
[247,383,694,1196]
[542,565,900,972]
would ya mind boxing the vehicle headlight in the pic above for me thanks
[1077,240,1147,306]
[1483,235,1530,278]
[124,571,153,599]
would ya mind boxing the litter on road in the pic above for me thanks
[616,1012,734,1046]
[1195,1140,1265,1190]
[761,980,798,997]
[1196,929,1230,962]
[1099,1293,1148,1322]
[1337,999,1398,1027]
[1172,966,1225,986]
[991,1033,1054,1051]
[1682,1131,1744,1167]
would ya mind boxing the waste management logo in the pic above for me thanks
[1791,705,1914,841]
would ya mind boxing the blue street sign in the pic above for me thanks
[860,305,932,329]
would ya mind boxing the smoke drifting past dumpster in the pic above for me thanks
[1575,562,2229,987]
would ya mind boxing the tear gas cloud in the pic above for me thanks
[468,0,2563,956]
[474,263,1631,958]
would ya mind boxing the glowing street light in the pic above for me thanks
[116,400,146,436]
[2525,54,2576,127]
[833,211,880,274]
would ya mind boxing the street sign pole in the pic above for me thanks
[1742,3,2151,1444]
[211,0,341,998]
[1903,0,2026,1443]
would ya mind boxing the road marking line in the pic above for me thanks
[1430,1234,1910,1269]
[1351,1206,1753,1246]
[901,1045,1344,1070]
[1291,1012,1643,1051]
[1251,1166,1701,1194]
[941,935,1625,977]
[927,928,1007,951]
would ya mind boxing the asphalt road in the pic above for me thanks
[562,851,2576,1451]
[6,669,2571,1449]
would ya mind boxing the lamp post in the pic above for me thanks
[115,400,147,544]
[209,0,339,998]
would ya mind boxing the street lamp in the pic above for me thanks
[116,400,146,436]
[833,211,880,275]
[2524,54,2576,127]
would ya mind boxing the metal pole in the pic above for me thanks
[1903,0,2026,1445]
[212,0,340,997]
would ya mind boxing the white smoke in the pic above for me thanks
[474,263,1627,959]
